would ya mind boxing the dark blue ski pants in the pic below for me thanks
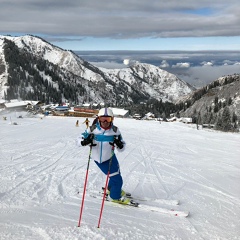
[94,154,123,200]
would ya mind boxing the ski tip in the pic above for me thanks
[175,211,189,217]
[171,209,189,217]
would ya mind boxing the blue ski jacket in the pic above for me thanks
[77,122,125,163]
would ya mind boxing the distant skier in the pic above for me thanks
[77,107,129,204]
[83,118,90,129]
[76,120,79,127]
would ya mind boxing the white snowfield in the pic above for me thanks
[0,113,239,240]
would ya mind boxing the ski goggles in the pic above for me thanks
[99,116,113,123]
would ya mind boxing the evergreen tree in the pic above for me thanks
[221,106,232,132]
[197,113,202,125]
[215,113,223,131]
[232,112,238,123]
[228,97,232,106]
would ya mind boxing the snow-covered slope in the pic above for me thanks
[1,35,88,76]
[178,74,240,125]
[0,113,239,239]
[103,62,193,102]
[0,35,194,103]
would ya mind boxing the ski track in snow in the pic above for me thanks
[0,113,240,240]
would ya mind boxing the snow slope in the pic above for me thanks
[0,113,239,240]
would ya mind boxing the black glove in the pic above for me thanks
[111,136,124,149]
[81,134,95,146]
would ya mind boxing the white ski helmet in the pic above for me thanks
[98,107,114,117]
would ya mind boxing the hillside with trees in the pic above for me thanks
[178,74,240,132]
[3,39,87,104]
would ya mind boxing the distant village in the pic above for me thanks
[0,99,193,124]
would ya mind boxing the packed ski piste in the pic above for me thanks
[1,110,239,239]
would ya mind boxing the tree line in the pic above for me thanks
[3,38,86,104]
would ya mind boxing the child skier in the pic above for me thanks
[77,107,129,204]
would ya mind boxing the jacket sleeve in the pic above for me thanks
[115,129,126,152]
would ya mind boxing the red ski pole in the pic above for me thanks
[77,145,92,227]
[97,145,115,228]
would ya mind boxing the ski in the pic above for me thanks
[89,193,139,207]
[88,192,189,217]
[125,195,179,205]
[138,205,189,217]
[101,187,180,206]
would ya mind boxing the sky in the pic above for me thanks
[1,0,240,51]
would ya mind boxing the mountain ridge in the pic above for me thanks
[0,35,194,105]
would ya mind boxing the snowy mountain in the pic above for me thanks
[102,63,194,102]
[0,35,194,105]
[178,74,240,130]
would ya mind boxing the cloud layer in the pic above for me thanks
[1,0,240,40]
[77,50,240,88]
